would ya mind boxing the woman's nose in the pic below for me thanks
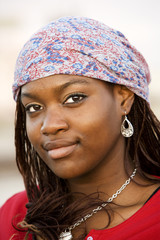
[40,108,69,135]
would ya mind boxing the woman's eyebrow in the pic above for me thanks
[21,79,90,100]
[21,90,43,101]
[57,79,90,92]
[21,92,35,100]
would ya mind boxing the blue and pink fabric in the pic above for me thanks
[13,16,151,102]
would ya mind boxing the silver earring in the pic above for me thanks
[121,112,134,137]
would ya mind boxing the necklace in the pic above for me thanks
[59,168,137,240]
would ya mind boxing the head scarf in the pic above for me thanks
[13,16,151,102]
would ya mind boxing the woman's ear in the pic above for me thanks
[113,85,135,115]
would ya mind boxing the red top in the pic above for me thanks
[85,187,160,240]
[0,191,32,240]
[1,188,160,240]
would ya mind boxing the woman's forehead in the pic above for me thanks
[21,74,109,93]
[21,75,89,92]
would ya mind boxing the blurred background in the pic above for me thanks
[0,0,160,206]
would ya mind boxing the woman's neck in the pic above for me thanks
[68,158,134,200]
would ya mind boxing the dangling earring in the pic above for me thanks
[121,111,134,137]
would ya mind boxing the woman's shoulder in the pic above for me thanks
[0,190,29,239]
[0,190,28,212]
[0,190,28,217]
[85,188,160,240]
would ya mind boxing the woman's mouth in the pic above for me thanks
[43,140,78,159]
[48,144,77,159]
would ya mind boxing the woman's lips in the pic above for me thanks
[43,140,78,159]
[48,144,77,159]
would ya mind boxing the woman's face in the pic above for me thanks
[21,75,124,180]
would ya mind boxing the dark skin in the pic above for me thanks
[21,74,160,237]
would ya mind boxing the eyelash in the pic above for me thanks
[24,93,87,113]
[25,104,43,113]
[63,93,87,105]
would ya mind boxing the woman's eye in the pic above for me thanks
[25,104,43,113]
[64,94,87,104]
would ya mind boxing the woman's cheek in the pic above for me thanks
[26,117,41,145]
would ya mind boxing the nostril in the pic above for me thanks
[40,119,69,135]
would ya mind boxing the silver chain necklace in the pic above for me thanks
[59,168,137,240]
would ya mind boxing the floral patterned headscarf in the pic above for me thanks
[13,16,151,102]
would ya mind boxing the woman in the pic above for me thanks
[0,16,160,240]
